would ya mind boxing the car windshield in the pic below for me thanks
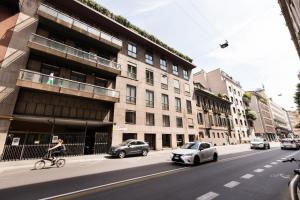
[181,143,199,149]
[252,138,263,142]
[120,140,133,146]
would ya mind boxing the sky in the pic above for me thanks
[97,0,299,110]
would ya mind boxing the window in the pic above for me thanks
[162,115,170,127]
[212,132,216,138]
[173,65,178,75]
[95,77,108,87]
[235,118,238,125]
[230,97,233,102]
[221,133,224,138]
[209,115,214,126]
[146,70,154,85]
[199,132,204,138]
[217,132,220,138]
[161,94,169,110]
[189,135,195,142]
[233,107,236,113]
[125,111,136,124]
[145,52,153,65]
[128,43,136,58]
[206,131,211,138]
[229,86,232,92]
[160,59,167,71]
[188,118,194,128]
[244,120,247,126]
[126,85,136,104]
[70,71,86,82]
[123,133,137,141]
[127,64,137,79]
[183,69,189,80]
[176,117,183,127]
[240,100,243,106]
[197,112,203,125]
[161,74,168,90]
[146,113,155,126]
[240,119,243,125]
[186,100,192,114]
[146,90,154,108]
[238,91,240,96]
[233,89,236,94]
[196,95,201,106]
[175,97,181,112]
[184,83,190,96]
[174,79,180,94]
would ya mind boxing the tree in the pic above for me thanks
[294,83,300,112]
[242,92,252,106]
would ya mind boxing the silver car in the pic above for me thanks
[281,138,300,150]
[250,138,270,149]
[171,141,218,165]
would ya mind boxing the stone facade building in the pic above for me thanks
[193,69,250,143]
[269,100,290,138]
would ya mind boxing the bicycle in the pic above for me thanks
[34,150,66,170]
[282,158,300,200]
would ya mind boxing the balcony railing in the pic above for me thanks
[38,4,123,48]
[18,69,119,99]
[29,34,121,71]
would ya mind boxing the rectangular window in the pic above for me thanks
[184,83,190,96]
[160,59,167,71]
[188,118,194,128]
[162,115,170,127]
[196,95,201,106]
[176,117,183,128]
[174,79,180,94]
[127,64,137,79]
[128,43,137,58]
[146,70,154,85]
[173,65,178,75]
[161,74,168,90]
[161,94,169,110]
[146,113,155,126]
[175,97,181,112]
[189,135,195,142]
[145,52,153,65]
[126,85,136,104]
[197,112,203,125]
[209,115,214,126]
[183,69,189,80]
[186,100,192,114]
[145,90,154,108]
[70,71,86,82]
[125,110,136,124]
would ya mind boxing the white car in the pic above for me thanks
[281,138,300,150]
[250,138,270,149]
[171,141,218,165]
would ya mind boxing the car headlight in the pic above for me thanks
[183,153,193,157]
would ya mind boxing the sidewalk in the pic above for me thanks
[0,142,280,172]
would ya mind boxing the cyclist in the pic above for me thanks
[48,139,66,165]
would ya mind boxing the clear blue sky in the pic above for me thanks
[97,0,299,110]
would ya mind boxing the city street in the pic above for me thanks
[0,147,298,200]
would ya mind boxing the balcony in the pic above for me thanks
[28,34,121,75]
[37,4,122,50]
[16,69,119,103]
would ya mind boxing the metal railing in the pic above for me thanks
[38,4,123,47]
[18,69,120,99]
[146,100,154,108]
[29,34,121,70]
[1,144,84,161]
[162,103,169,110]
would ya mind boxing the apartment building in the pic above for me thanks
[0,0,196,160]
[194,83,233,146]
[288,110,300,136]
[269,100,290,138]
[247,90,276,141]
[194,69,250,143]
[278,0,300,58]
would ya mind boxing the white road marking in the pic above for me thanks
[277,160,282,162]
[271,162,277,165]
[224,181,240,188]
[264,165,272,168]
[241,174,254,179]
[254,168,264,173]
[282,157,287,160]
[196,192,219,200]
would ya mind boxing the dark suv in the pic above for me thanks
[109,139,150,158]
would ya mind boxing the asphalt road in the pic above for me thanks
[0,148,299,200]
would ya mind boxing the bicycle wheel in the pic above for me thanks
[56,159,65,168]
[34,160,45,170]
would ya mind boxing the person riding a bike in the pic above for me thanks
[48,139,66,165]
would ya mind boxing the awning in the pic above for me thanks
[12,115,113,127]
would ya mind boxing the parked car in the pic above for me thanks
[171,141,218,165]
[109,139,150,158]
[250,137,270,149]
[281,138,300,150]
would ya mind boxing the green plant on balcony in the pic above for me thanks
[245,109,257,121]
[294,83,300,113]
[259,97,268,104]
[242,92,252,106]
[295,122,300,129]
[78,0,193,63]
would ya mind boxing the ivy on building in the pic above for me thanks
[245,109,257,121]
[78,0,193,63]
[242,92,252,106]
[294,83,300,113]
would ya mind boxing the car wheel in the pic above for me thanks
[142,149,148,156]
[213,153,218,162]
[281,147,284,150]
[268,145,270,149]
[118,151,126,159]
[193,156,200,166]
[250,146,253,149]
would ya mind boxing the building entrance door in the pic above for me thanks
[84,130,95,155]
[162,134,171,148]
[94,132,112,154]
[144,134,156,150]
